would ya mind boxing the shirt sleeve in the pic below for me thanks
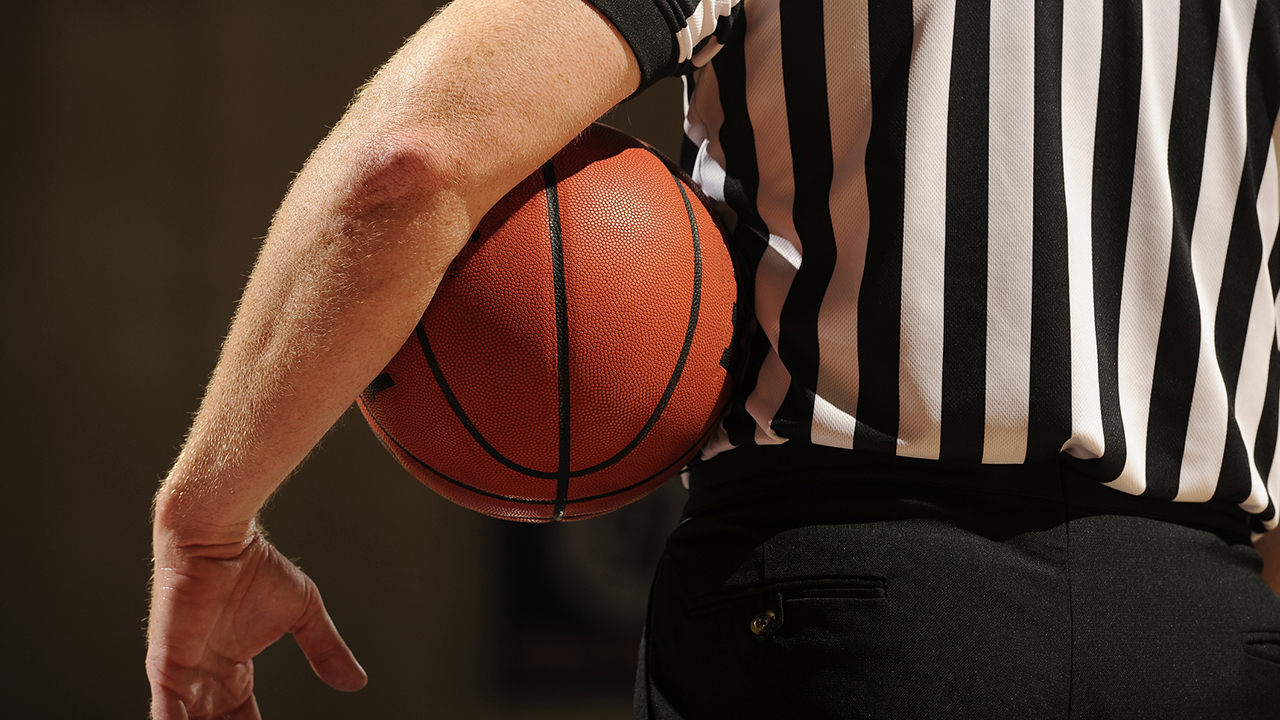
[583,0,742,91]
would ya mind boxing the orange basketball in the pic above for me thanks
[358,124,738,522]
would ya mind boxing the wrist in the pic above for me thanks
[153,479,259,550]
[151,520,265,575]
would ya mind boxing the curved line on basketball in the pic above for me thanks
[360,386,716,518]
[566,168,704,477]
[361,390,705,513]
[414,323,560,480]
[359,394,558,506]
[563,421,718,505]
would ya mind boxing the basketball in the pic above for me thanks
[357,124,738,522]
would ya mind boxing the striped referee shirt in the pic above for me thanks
[585,0,1280,531]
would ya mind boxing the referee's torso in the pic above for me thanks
[589,0,1280,531]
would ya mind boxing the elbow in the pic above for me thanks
[340,133,462,220]
[311,130,480,265]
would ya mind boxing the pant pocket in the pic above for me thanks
[650,574,893,720]
[1225,547,1280,668]
[1240,630,1280,665]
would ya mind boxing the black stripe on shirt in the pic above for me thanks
[1027,0,1073,461]
[1242,2,1280,186]
[854,0,914,454]
[1244,2,1280,481]
[771,0,838,443]
[1271,225,1280,297]
[939,0,990,462]
[1071,0,1142,482]
[1144,0,1219,501]
[709,11,772,448]
[1215,176,1263,501]
[725,327,775,447]
[1256,344,1280,480]
[1262,225,1280,480]
[1216,1,1280,500]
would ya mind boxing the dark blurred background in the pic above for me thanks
[0,2,686,717]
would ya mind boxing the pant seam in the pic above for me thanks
[1062,465,1076,720]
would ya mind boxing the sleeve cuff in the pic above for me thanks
[582,0,681,92]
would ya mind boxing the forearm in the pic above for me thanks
[154,0,639,545]
[155,179,461,543]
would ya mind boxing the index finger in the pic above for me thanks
[291,581,368,692]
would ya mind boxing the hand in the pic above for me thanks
[146,527,367,719]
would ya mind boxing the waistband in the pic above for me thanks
[684,443,1255,546]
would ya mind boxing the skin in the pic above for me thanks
[146,3,1280,717]
[146,0,640,717]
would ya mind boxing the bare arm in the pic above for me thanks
[148,1,640,716]
[157,0,640,540]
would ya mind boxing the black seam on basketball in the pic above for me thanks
[565,168,704,478]
[414,324,559,480]
[359,396,559,511]
[360,392,713,518]
[545,161,572,521]
[562,421,719,506]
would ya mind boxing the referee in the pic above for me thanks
[146,0,1280,718]
[624,0,1280,717]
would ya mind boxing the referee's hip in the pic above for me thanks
[635,448,1280,720]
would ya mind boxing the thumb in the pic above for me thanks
[292,583,368,692]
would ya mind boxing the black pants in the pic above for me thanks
[635,448,1280,719]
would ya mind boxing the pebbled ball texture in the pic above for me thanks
[358,124,738,522]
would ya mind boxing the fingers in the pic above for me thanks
[150,683,190,720]
[292,584,368,692]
